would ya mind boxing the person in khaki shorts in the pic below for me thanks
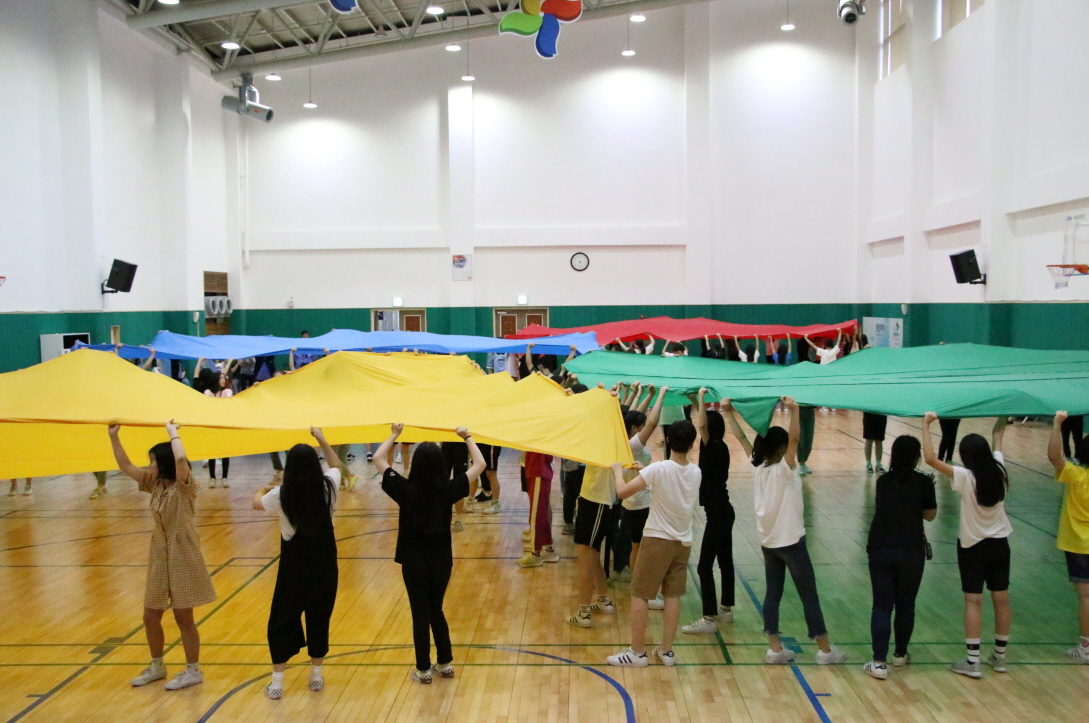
[605,420,702,667]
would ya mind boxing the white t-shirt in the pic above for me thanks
[951,451,1013,548]
[640,460,702,545]
[739,349,760,363]
[622,436,653,511]
[753,458,806,548]
[261,467,340,541]
[816,347,838,365]
[204,388,233,398]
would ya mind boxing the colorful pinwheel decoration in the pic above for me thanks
[499,0,583,58]
[329,0,358,13]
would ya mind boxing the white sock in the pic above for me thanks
[186,662,200,673]
[1081,636,1089,647]
[151,657,164,666]
[271,671,284,686]
[310,665,322,678]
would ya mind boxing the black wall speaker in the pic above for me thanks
[103,259,138,293]
[950,250,985,285]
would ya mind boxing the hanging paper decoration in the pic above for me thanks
[499,0,583,58]
[329,0,358,13]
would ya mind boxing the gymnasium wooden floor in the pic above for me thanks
[2,410,1088,723]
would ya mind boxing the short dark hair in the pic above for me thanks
[751,426,789,466]
[666,420,697,454]
[301,330,310,337]
[570,383,589,394]
[624,410,647,436]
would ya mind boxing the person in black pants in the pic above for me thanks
[252,428,342,700]
[683,388,735,634]
[375,424,486,684]
[863,435,937,680]
[938,418,961,462]
[1061,414,1084,460]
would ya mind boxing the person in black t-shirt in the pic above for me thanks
[682,388,736,635]
[375,424,486,684]
[863,435,937,680]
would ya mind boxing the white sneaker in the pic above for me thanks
[540,547,560,563]
[682,617,718,634]
[718,606,734,623]
[464,499,475,513]
[131,663,167,687]
[89,486,107,499]
[308,673,324,691]
[163,667,203,690]
[892,653,911,667]
[816,646,847,665]
[516,552,543,568]
[647,597,665,610]
[452,520,464,532]
[411,668,432,684]
[863,661,887,680]
[7,485,16,496]
[652,647,675,666]
[265,682,283,700]
[798,463,812,476]
[985,652,1008,673]
[483,501,502,515]
[587,598,615,614]
[1067,644,1089,664]
[766,647,795,665]
[607,648,648,667]
[568,611,592,628]
[950,658,982,678]
[431,663,455,679]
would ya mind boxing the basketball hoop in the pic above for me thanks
[1047,264,1089,289]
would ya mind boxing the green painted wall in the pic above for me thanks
[1,302,1086,373]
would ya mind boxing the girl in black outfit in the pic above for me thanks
[682,388,735,635]
[252,427,342,700]
[938,418,961,462]
[863,435,937,680]
[375,424,486,683]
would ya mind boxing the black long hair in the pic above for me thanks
[776,342,789,364]
[280,444,336,537]
[705,410,726,443]
[624,410,647,437]
[195,368,218,394]
[149,442,177,480]
[1077,437,1089,467]
[406,442,450,536]
[886,435,921,485]
[959,433,1008,506]
[726,339,741,362]
[751,426,789,467]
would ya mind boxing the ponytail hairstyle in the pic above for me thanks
[280,443,336,537]
[958,433,1008,507]
[886,435,921,485]
[624,410,648,438]
[751,426,789,467]
[406,442,449,536]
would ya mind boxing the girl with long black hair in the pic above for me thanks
[922,413,1011,679]
[375,424,486,683]
[724,397,846,665]
[863,435,937,680]
[196,368,232,488]
[252,427,342,700]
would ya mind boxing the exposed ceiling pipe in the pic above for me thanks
[127,0,306,30]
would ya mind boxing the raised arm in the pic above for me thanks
[610,462,648,501]
[783,397,800,469]
[526,342,537,372]
[644,336,655,355]
[991,416,1008,455]
[107,424,146,482]
[459,427,486,483]
[163,419,190,483]
[288,349,296,372]
[804,335,820,351]
[140,348,156,370]
[638,385,669,446]
[692,388,710,443]
[373,423,404,475]
[311,427,341,475]
[721,399,753,457]
[921,412,956,477]
[614,338,630,352]
[622,381,641,408]
[636,384,655,413]
[196,357,207,372]
[1049,411,1069,472]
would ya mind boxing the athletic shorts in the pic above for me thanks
[1066,551,1089,583]
[862,412,888,441]
[623,507,651,544]
[631,536,690,600]
[574,498,613,551]
[476,444,502,471]
[956,537,1011,593]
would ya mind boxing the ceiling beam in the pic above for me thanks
[128,0,306,30]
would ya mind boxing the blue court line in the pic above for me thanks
[733,565,833,723]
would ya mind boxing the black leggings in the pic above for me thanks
[938,419,960,462]
[868,547,925,662]
[209,458,230,478]
[562,466,584,525]
[402,561,453,671]
[697,503,735,616]
[1062,415,1084,458]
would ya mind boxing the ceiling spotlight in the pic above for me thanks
[158,0,180,5]
[425,5,444,14]
[781,22,795,31]
[630,14,646,22]
[265,73,282,81]
[221,41,241,50]
[621,49,635,57]
[303,101,317,109]
[374,29,387,38]
[303,67,317,109]
[445,44,462,52]
[461,74,475,82]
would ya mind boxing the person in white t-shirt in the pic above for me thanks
[605,420,702,668]
[804,332,843,365]
[621,387,668,575]
[724,397,848,666]
[922,412,1012,679]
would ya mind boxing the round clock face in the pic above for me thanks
[570,252,590,272]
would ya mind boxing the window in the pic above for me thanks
[939,0,985,37]
[203,271,230,336]
[880,0,907,79]
[371,309,427,333]
[493,308,549,338]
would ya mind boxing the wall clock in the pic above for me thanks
[570,252,590,272]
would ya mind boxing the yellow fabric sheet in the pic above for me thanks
[0,350,632,478]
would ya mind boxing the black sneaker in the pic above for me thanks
[474,490,492,503]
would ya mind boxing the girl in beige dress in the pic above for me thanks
[108,420,217,691]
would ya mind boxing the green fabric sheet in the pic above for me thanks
[564,344,1089,435]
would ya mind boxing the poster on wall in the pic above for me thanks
[375,310,399,332]
[863,317,904,348]
[452,254,473,281]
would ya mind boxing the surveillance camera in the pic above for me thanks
[838,0,865,25]
[221,73,274,122]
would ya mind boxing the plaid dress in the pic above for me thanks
[140,470,217,610]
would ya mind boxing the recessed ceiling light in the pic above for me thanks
[630,14,646,22]
[265,73,281,81]
[303,101,317,109]
[445,44,461,52]
[461,74,475,82]
[781,22,795,31]
[621,49,635,57]
[158,0,180,5]
[221,41,241,50]
[425,5,444,14]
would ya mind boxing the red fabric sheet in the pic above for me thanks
[507,316,859,344]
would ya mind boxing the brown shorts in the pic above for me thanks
[631,536,690,600]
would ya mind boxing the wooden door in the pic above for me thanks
[402,313,423,332]
[526,313,544,329]
[499,314,517,338]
